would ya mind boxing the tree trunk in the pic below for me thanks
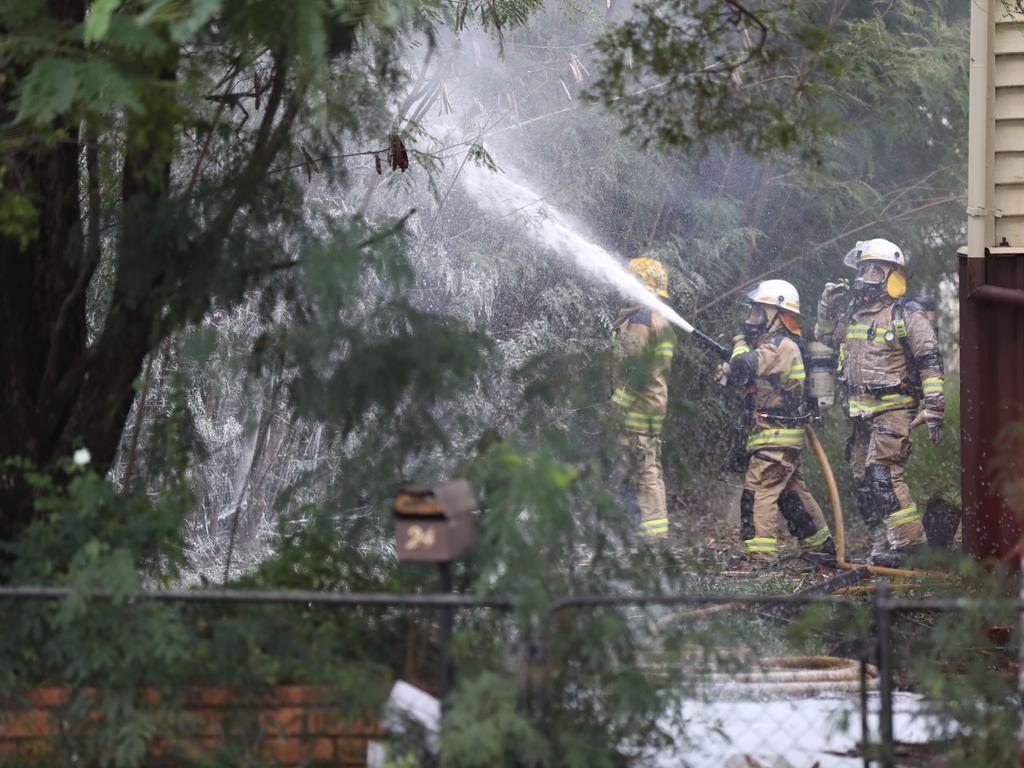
[0,1,88,542]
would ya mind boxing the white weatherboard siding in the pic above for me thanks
[970,0,1024,252]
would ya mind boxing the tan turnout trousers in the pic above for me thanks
[742,448,832,559]
[845,408,926,549]
[615,432,669,539]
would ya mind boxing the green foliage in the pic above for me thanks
[443,672,550,767]
[591,0,842,155]
[0,169,38,250]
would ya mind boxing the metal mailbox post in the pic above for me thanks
[392,479,479,705]
[392,480,477,562]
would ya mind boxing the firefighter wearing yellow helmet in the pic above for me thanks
[609,256,677,542]
[815,238,945,567]
[723,279,835,569]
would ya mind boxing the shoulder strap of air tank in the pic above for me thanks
[891,299,916,372]
[891,299,909,340]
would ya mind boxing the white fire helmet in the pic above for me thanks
[745,279,801,316]
[843,238,907,270]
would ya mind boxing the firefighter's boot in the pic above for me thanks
[867,527,895,566]
[801,537,837,569]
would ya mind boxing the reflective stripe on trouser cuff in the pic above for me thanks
[922,376,943,396]
[885,506,921,529]
[638,518,668,536]
[847,393,916,417]
[744,537,778,553]
[746,427,804,451]
[801,526,832,548]
[611,387,638,407]
[624,412,665,432]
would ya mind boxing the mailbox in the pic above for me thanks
[392,479,478,562]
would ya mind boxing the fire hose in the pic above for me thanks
[804,425,943,580]
[649,424,942,631]
[665,307,936,580]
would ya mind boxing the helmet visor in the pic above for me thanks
[843,241,868,269]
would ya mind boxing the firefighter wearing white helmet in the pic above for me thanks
[722,279,835,569]
[609,255,677,542]
[815,238,945,567]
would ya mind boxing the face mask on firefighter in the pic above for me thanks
[743,304,776,336]
[856,261,888,286]
[853,261,891,300]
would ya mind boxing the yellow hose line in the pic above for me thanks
[804,425,947,581]
[833,583,916,595]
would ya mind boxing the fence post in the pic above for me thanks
[516,622,532,716]
[875,580,895,768]
[438,562,454,710]
[859,646,871,768]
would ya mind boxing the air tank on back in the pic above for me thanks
[805,340,836,409]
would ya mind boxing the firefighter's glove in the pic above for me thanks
[910,408,944,444]
[715,361,731,386]
[818,280,850,311]
[823,280,849,299]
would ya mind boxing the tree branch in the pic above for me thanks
[691,194,966,319]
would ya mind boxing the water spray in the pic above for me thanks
[462,164,730,360]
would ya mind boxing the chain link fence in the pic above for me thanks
[0,583,1019,767]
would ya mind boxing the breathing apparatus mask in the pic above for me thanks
[742,303,778,340]
[853,260,907,302]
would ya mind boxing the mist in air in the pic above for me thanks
[461,162,694,332]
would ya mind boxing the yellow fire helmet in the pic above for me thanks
[627,256,670,298]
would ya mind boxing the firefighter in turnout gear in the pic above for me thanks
[724,280,836,568]
[815,238,944,567]
[610,257,677,542]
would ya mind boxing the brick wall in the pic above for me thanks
[0,685,386,766]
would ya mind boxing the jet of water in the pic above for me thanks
[461,163,696,334]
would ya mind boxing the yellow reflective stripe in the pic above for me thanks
[638,518,669,536]
[893,319,907,338]
[746,427,805,450]
[731,344,751,360]
[845,326,900,346]
[782,364,806,382]
[847,393,916,417]
[817,319,834,334]
[922,377,943,395]
[801,526,832,548]
[611,387,638,407]
[655,342,675,358]
[744,537,778,553]
[623,412,665,431]
[885,506,921,529]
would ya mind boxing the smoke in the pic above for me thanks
[461,162,695,334]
